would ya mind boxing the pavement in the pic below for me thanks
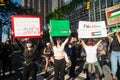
[1,52,119,80]
[0,61,86,80]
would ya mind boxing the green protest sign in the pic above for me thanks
[111,27,120,32]
[50,20,70,36]
[111,26,120,36]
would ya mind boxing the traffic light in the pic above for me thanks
[86,1,90,10]
[0,0,6,6]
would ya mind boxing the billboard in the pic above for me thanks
[50,20,70,36]
[105,4,120,26]
[11,15,42,39]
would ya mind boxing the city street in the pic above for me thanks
[0,52,116,80]
[0,52,85,80]
[1,0,120,80]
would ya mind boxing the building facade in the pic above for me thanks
[54,0,64,10]
[44,0,52,26]
[66,0,120,29]
[22,0,52,27]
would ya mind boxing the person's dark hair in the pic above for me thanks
[87,39,94,45]
[25,39,34,48]
[113,32,120,38]
[5,39,11,45]
[54,37,62,45]
[57,39,62,45]
[87,39,94,42]
[26,39,32,43]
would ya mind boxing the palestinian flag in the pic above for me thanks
[91,31,101,36]
[107,9,120,19]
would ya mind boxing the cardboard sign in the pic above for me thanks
[50,20,70,36]
[11,15,42,39]
[78,21,107,38]
[105,4,120,26]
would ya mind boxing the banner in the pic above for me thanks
[78,21,107,38]
[50,20,70,36]
[105,4,120,26]
[11,15,42,39]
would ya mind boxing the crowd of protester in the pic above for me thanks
[0,30,120,80]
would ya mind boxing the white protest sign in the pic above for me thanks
[11,15,42,38]
[78,21,107,38]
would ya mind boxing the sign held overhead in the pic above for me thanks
[11,15,42,39]
[105,4,120,26]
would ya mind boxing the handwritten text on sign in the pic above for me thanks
[11,16,42,38]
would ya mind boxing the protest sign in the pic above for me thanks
[111,27,120,32]
[11,15,42,39]
[105,4,120,26]
[50,20,70,36]
[78,21,107,38]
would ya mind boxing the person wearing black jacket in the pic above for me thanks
[1,39,13,76]
[0,42,4,77]
[67,36,77,79]
[16,39,38,80]
[107,31,120,80]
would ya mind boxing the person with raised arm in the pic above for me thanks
[80,38,103,80]
[107,30,120,80]
[15,39,39,80]
[49,30,69,80]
